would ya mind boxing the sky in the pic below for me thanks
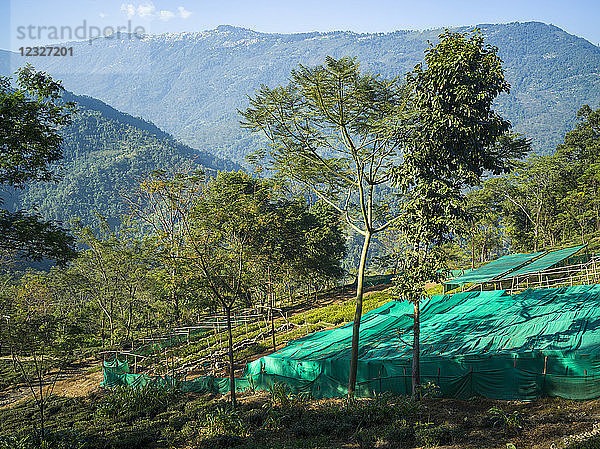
[1,0,600,50]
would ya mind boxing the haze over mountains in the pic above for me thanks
[2,21,600,163]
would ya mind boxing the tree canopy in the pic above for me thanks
[0,65,77,265]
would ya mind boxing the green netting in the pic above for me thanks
[499,245,587,280]
[445,252,544,287]
[103,284,600,400]
[102,359,252,393]
[101,359,147,388]
[234,285,600,400]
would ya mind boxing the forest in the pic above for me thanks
[1,29,600,449]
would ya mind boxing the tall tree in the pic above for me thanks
[393,30,529,394]
[0,64,76,264]
[3,273,81,438]
[123,170,205,323]
[242,57,410,397]
[182,172,274,408]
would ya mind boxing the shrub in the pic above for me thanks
[414,422,453,448]
[268,382,310,408]
[414,381,441,399]
[203,406,247,437]
[0,429,88,449]
[487,407,525,430]
[95,383,179,421]
[384,419,415,446]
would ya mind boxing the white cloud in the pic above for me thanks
[177,6,192,19]
[120,4,136,18]
[120,2,193,21]
[99,12,107,18]
[159,10,176,21]
[137,3,156,18]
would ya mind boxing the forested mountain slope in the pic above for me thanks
[3,21,600,161]
[3,91,240,226]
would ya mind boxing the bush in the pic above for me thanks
[384,419,415,446]
[487,407,525,431]
[95,383,180,421]
[414,422,453,448]
[203,406,247,437]
[0,429,88,449]
[268,382,310,408]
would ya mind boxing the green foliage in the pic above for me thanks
[0,65,76,265]
[69,223,157,347]
[414,422,454,447]
[268,382,310,408]
[487,407,525,430]
[413,381,441,400]
[0,430,88,449]
[203,406,247,437]
[95,384,180,421]
[464,104,600,254]
[0,64,75,187]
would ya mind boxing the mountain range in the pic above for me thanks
[2,21,600,163]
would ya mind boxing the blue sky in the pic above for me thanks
[2,0,600,50]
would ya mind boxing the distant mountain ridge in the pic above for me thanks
[2,21,600,161]
[4,90,241,227]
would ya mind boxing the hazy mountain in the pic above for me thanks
[4,91,241,227]
[2,21,600,162]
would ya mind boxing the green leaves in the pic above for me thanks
[0,64,75,187]
[0,210,76,264]
[241,56,410,225]
[404,29,528,189]
[0,65,77,265]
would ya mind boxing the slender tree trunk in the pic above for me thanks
[38,357,45,439]
[225,305,236,409]
[269,268,276,352]
[348,231,371,398]
[172,267,179,324]
[100,314,105,347]
[412,301,420,397]
[470,234,475,269]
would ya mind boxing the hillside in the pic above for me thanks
[3,91,240,227]
[3,285,600,449]
[3,21,600,162]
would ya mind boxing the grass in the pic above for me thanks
[148,287,398,376]
[0,359,24,391]
[3,283,600,448]
[3,387,600,448]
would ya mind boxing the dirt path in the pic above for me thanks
[0,359,100,409]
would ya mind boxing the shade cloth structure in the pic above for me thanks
[104,285,600,400]
[498,245,587,280]
[444,252,545,289]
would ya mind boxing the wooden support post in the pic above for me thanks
[543,356,547,375]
